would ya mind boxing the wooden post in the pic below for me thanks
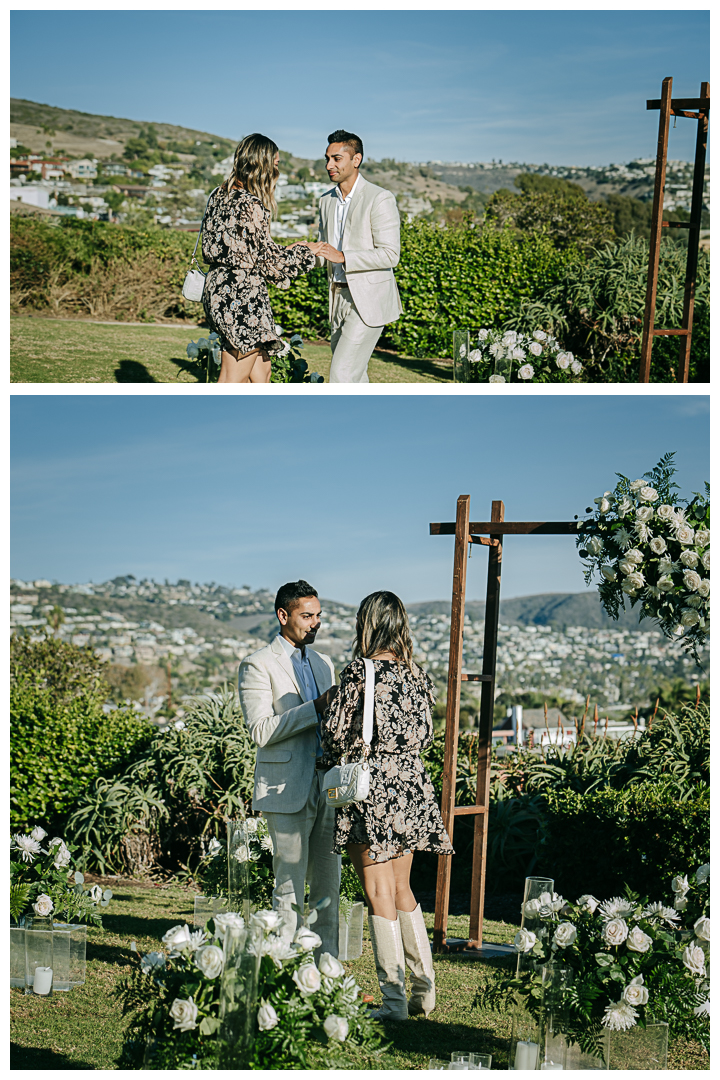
[468,500,504,948]
[639,76,673,382]
[677,81,709,383]
[433,495,470,952]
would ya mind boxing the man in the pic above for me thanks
[237,580,340,955]
[309,129,402,383]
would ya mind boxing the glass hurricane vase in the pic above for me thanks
[453,331,470,382]
[227,819,251,919]
[10,925,25,988]
[517,876,554,975]
[338,901,364,961]
[52,923,87,990]
[217,922,262,1067]
[24,916,54,996]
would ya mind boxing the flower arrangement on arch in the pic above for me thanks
[477,865,710,1057]
[119,905,384,1070]
[458,328,583,383]
[576,453,709,660]
[10,825,113,925]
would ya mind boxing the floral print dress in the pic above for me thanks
[201,186,315,355]
[322,658,454,863]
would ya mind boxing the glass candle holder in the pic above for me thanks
[493,353,513,382]
[52,923,87,990]
[605,1021,668,1070]
[453,331,470,382]
[24,916,54,996]
[426,1059,447,1070]
[338,901,364,961]
[509,1007,542,1070]
[540,964,572,1069]
[227,819,251,919]
[449,1052,472,1069]
[11,926,26,988]
[469,1053,492,1070]
[217,922,262,1067]
[517,876,555,975]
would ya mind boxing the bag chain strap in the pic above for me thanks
[189,188,218,274]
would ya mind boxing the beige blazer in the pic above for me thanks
[238,636,336,814]
[317,173,403,328]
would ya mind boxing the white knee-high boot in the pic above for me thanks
[367,914,409,1021]
[397,904,436,1017]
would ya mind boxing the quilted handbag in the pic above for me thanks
[322,659,375,808]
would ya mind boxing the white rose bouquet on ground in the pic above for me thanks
[576,453,709,660]
[119,904,384,1070]
[457,328,583,383]
[10,826,112,926]
[477,877,709,1057]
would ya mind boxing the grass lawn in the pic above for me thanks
[10,316,454,384]
[10,882,708,1070]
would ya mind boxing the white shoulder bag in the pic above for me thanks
[322,659,375,808]
[181,189,217,302]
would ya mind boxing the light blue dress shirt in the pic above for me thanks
[277,634,323,758]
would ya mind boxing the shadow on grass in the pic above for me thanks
[11,1043,96,1070]
[167,356,211,382]
[372,347,453,382]
[381,1016,510,1067]
[99,911,192,940]
[114,360,157,383]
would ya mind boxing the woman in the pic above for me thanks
[322,591,453,1021]
[201,134,315,383]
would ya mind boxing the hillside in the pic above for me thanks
[407,591,644,630]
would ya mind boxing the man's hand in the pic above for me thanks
[314,684,339,715]
[305,241,345,264]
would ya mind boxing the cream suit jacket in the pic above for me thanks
[238,636,336,814]
[317,172,403,328]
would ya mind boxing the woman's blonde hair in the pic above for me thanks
[222,133,279,216]
[352,591,415,668]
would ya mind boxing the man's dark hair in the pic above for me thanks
[274,580,318,616]
[327,129,363,163]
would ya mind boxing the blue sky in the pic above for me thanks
[11,10,709,165]
[11,395,709,605]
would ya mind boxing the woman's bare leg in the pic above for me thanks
[218,346,265,383]
[348,844,415,920]
[248,350,272,383]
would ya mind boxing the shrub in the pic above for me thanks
[537,780,709,899]
[10,634,153,835]
[485,190,616,251]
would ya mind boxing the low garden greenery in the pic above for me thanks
[11,206,708,381]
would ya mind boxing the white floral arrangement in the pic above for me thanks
[120,904,382,1069]
[576,454,709,660]
[10,825,112,925]
[479,865,710,1057]
[459,328,582,382]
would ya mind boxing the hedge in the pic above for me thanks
[537,781,710,900]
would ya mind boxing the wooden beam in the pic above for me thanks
[454,805,488,817]
[677,81,709,383]
[647,97,710,110]
[640,76,673,382]
[431,521,579,536]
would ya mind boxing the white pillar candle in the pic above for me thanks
[32,966,53,995]
[540,1064,564,1071]
[514,1041,539,1070]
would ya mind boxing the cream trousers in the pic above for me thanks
[329,285,383,383]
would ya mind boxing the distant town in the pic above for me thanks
[11,576,705,738]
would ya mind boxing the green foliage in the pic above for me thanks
[67,685,257,873]
[485,190,616,251]
[10,833,113,925]
[270,335,325,383]
[186,332,222,381]
[10,634,153,834]
[504,234,710,381]
[538,781,709,900]
[514,173,587,199]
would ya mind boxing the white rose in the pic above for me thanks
[657,575,675,592]
[243,817,259,834]
[577,894,599,914]
[488,375,505,383]
[680,609,700,628]
[586,536,603,556]
[639,486,658,503]
[694,917,710,942]
[679,549,698,568]
[293,927,323,952]
[502,331,518,346]
[625,571,645,590]
[533,330,547,341]
[527,342,542,356]
[292,963,322,994]
[683,945,706,977]
[468,349,482,363]
[616,496,633,515]
[636,506,654,523]
[696,864,710,885]
[206,837,223,857]
[29,826,47,842]
[649,536,667,555]
[257,1002,279,1030]
[33,893,54,917]
[600,566,617,582]
[251,910,284,932]
[213,912,245,939]
[701,550,710,571]
[697,579,709,598]
[324,1014,349,1042]
[459,344,467,358]
[194,944,224,979]
[162,924,193,950]
[623,975,649,1007]
[233,844,250,863]
[90,884,103,903]
[683,570,701,592]
[553,922,577,948]
[603,918,629,946]
[478,329,489,341]
[671,875,689,896]
[518,363,534,380]
[626,926,652,953]
[596,498,611,515]
[694,529,709,548]
[625,548,643,565]
[169,996,198,1032]
[556,352,571,369]
[514,928,537,953]
[318,952,345,979]
[53,843,71,869]
[675,525,695,545]
[140,950,166,975]
[656,504,676,520]
[570,359,582,374]
[524,898,541,918]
